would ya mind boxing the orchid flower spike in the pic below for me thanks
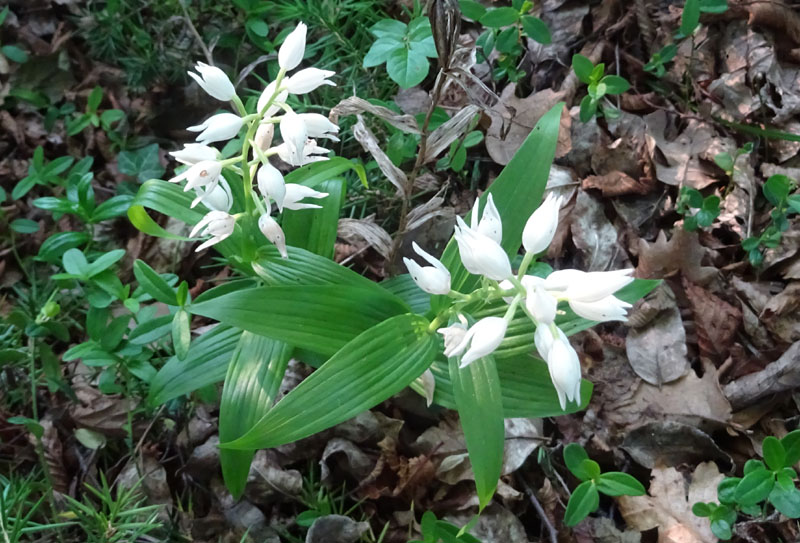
[279,111,308,166]
[470,193,502,244]
[535,325,581,410]
[188,112,243,144]
[169,160,222,192]
[522,192,563,255]
[278,22,307,70]
[448,316,508,368]
[453,216,512,281]
[403,242,451,295]
[299,113,339,142]
[437,315,469,358]
[169,143,219,165]
[257,80,289,116]
[257,162,287,212]
[286,68,336,94]
[188,62,236,102]
[283,183,328,210]
[258,214,288,259]
[191,178,233,211]
[190,211,235,252]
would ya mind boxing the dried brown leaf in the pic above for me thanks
[582,170,655,197]
[682,278,741,360]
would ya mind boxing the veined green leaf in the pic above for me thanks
[281,178,345,259]
[189,285,410,356]
[223,313,436,450]
[220,333,292,498]
[450,355,504,510]
[432,103,563,311]
[380,274,431,315]
[285,156,367,189]
[147,325,242,406]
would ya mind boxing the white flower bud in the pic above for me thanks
[169,160,222,191]
[169,143,219,165]
[190,210,235,252]
[278,22,307,70]
[524,276,557,324]
[522,192,563,254]
[546,328,582,410]
[257,162,286,212]
[279,111,307,166]
[453,216,511,281]
[545,268,634,303]
[449,316,508,368]
[403,241,451,295]
[188,62,236,101]
[470,193,502,244]
[283,183,328,210]
[569,295,631,322]
[299,113,339,141]
[285,68,336,94]
[257,80,288,116]
[188,112,243,144]
[191,178,233,212]
[437,315,469,357]
[254,123,275,151]
[258,214,288,259]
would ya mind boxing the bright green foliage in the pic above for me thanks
[436,129,484,173]
[693,431,800,540]
[676,187,720,231]
[364,17,438,88]
[409,511,483,543]
[65,86,126,144]
[562,443,645,527]
[0,7,29,65]
[644,44,678,77]
[571,54,630,122]
[467,0,551,83]
[0,473,72,542]
[678,0,728,38]
[714,142,753,179]
[117,144,166,182]
[742,174,799,267]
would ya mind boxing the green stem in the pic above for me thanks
[517,252,534,279]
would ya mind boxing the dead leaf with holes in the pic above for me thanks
[619,462,723,543]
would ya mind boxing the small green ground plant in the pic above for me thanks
[571,55,630,122]
[743,174,800,267]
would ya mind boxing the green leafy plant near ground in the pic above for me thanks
[0,6,28,66]
[462,0,551,83]
[676,187,720,232]
[743,174,800,267]
[693,431,800,540]
[571,54,630,122]
[410,511,481,543]
[364,15,438,88]
[561,443,645,526]
[714,142,753,180]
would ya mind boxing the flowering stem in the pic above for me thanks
[232,95,247,117]
[503,295,523,321]
[517,252,535,279]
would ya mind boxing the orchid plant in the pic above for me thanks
[128,22,656,509]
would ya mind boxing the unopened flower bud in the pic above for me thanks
[278,22,307,70]
[257,162,286,212]
[187,112,243,144]
[188,62,236,101]
[254,123,275,151]
[258,214,288,259]
[522,192,563,254]
[403,241,451,295]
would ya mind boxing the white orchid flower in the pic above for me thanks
[448,316,508,368]
[169,143,219,165]
[298,113,339,141]
[169,160,222,192]
[286,68,336,94]
[453,216,511,281]
[279,111,308,166]
[403,242,451,295]
[470,193,502,244]
[257,162,287,212]
[257,80,289,116]
[523,276,558,325]
[188,112,243,144]
[190,210,235,252]
[258,214,288,259]
[278,22,307,70]
[191,177,233,212]
[522,192,563,254]
[437,315,469,357]
[273,139,330,166]
[569,296,632,322]
[188,62,236,101]
[544,268,634,303]
[535,325,581,410]
[283,184,328,210]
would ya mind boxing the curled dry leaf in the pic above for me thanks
[330,96,420,134]
[636,229,718,284]
[621,422,732,469]
[351,115,408,197]
[582,170,655,197]
[69,386,137,437]
[423,104,481,163]
[682,278,742,361]
[571,189,628,271]
[337,217,393,259]
[618,462,723,543]
[320,437,375,483]
[406,194,455,232]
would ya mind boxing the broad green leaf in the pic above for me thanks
[147,325,242,406]
[572,54,594,84]
[680,0,701,36]
[564,481,599,526]
[381,274,431,315]
[86,249,125,277]
[91,195,133,222]
[128,314,173,344]
[460,0,487,20]
[62,248,89,277]
[563,443,591,480]
[284,156,367,189]
[769,485,800,518]
[386,47,430,88]
[521,15,551,44]
[223,313,436,450]
[597,472,646,496]
[734,468,774,506]
[117,144,166,182]
[691,502,712,517]
[450,355,504,510]
[601,75,630,95]
[189,285,410,357]
[220,333,292,498]
[432,103,563,312]
[364,37,403,67]
[133,259,177,305]
[480,7,519,27]
[717,477,740,505]
[282,178,344,259]
[763,436,786,471]
[370,19,407,39]
[128,179,207,240]
[2,44,28,64]
[10,218,39,234]
[782,430,800,465]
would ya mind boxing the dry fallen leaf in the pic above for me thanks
[571,190,628,271]
[582,171,655,197]
[619,462,724,543]
[636,229,718,284]
[683,278,742,360]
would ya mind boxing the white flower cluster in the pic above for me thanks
[404,193,634,410]
[168,23,337,254]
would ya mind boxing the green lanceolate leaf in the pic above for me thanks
[597,472,646,496]
[220,333,292,498]
[763,436,787,471]
[680,0,701,36]
[222,313,437,450]
[564,480,599,526]
[147,325,242,406]
[563,443,590,479]
[133,259,177,305]
[172,309,191,360]
[281,178,345,259]
[449,355,504,510]
[432,103,563,312]
[189,284,410,357]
